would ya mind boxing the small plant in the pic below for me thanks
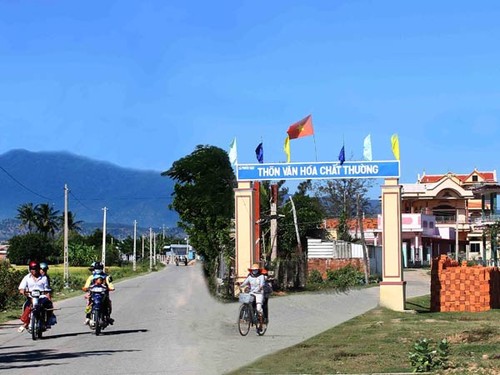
[408,338,449,372]
[307,269,323,284]
[326,265,364,289]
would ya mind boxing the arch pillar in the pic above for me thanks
[234,181,256,284]
[379,178,406,311]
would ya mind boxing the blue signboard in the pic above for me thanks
[236,160,400,181]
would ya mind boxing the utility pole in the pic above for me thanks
[289,195,305,288]
[357,194,370,284]
[133,220,137,272]
[289,196,302,254]
[142,234,145,260]
[270,184,278,261]
[63,184,69,288]
[149,227,153,271]
[153,230,157,266]
[102,207,108,269]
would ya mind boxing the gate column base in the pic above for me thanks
[380,281,406,311]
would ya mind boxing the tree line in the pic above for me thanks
[8,202,181,267]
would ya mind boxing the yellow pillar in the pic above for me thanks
[379,178,406,311]
[234,181,255,287]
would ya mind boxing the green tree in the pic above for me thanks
[68,243,99,266]
[117,236,141,261]
[16,203,38,233]
[314,179,373,241]
[7,233,56,265]
[35,203,61,238]
[162,145,236,286]
[63,211,84,233]
[275,181,325,288]
[278,182,325,257]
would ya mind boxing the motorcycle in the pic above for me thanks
[88,284,110,335]
[28,289,48,340]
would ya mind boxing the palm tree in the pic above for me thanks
[16,203,37,233]
[63,211,84,233]
[35,203,61,238]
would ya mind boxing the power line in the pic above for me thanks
[0,165,54,201]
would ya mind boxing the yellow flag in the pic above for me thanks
[284,136,291,163]
[391,133,400,160]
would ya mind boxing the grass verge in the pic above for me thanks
[227,295,500,375]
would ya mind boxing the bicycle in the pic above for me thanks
[237,291,267,336]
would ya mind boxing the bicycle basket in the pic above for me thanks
[239,293,253,304]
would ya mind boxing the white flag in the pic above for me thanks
[363,134,372,161]
[229,137,237,165]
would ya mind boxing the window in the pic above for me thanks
[429,222,434,228]
[470,242,481,253]
[472,175,478,182]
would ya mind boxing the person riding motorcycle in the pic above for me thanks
[82,261,115,325]
[39,262,51,286]
[39,262,57,326]
[17,261,54,333]
[238,263,265,321]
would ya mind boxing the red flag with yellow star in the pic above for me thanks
[287,114,314,139]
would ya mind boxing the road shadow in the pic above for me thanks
[0,348,140,370]
[41,328,148,339]
[41,330,91,340]
[100,328,149,336]
[0,323,21,330]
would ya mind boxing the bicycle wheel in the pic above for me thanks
[238,304,251,336]
[257,320,267,336]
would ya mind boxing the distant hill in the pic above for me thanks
[0,149,178,239]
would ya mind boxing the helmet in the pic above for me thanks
[261,268,268,275]
[40,262,49,271]
[28,261,40,271]
[93,262,104,270]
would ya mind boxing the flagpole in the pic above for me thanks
[313,134,318,162]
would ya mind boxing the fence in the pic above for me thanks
[307,238,364,259]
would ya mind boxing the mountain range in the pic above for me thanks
[0,149,178,240]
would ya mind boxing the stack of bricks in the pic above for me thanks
[431,255,500,312]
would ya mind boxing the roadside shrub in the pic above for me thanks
[0,260,25,310]
[308,269,323,284]
[408,338,449,372]
[326,264,365,289]
[369,273,381,283]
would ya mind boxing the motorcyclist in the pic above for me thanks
[238,263,265,321]
[17,261,53,333]
[82,261,115,325]
[39,262,57,327]
[39,262,51,286]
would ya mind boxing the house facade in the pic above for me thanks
[319,169,500,268]
[395,169,499,265]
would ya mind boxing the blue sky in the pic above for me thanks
[1,1,500,198]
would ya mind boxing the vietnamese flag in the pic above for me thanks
[287,115,314,139]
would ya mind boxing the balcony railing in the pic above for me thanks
[473,214,500,224]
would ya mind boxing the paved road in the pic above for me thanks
[0,263,430,375]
